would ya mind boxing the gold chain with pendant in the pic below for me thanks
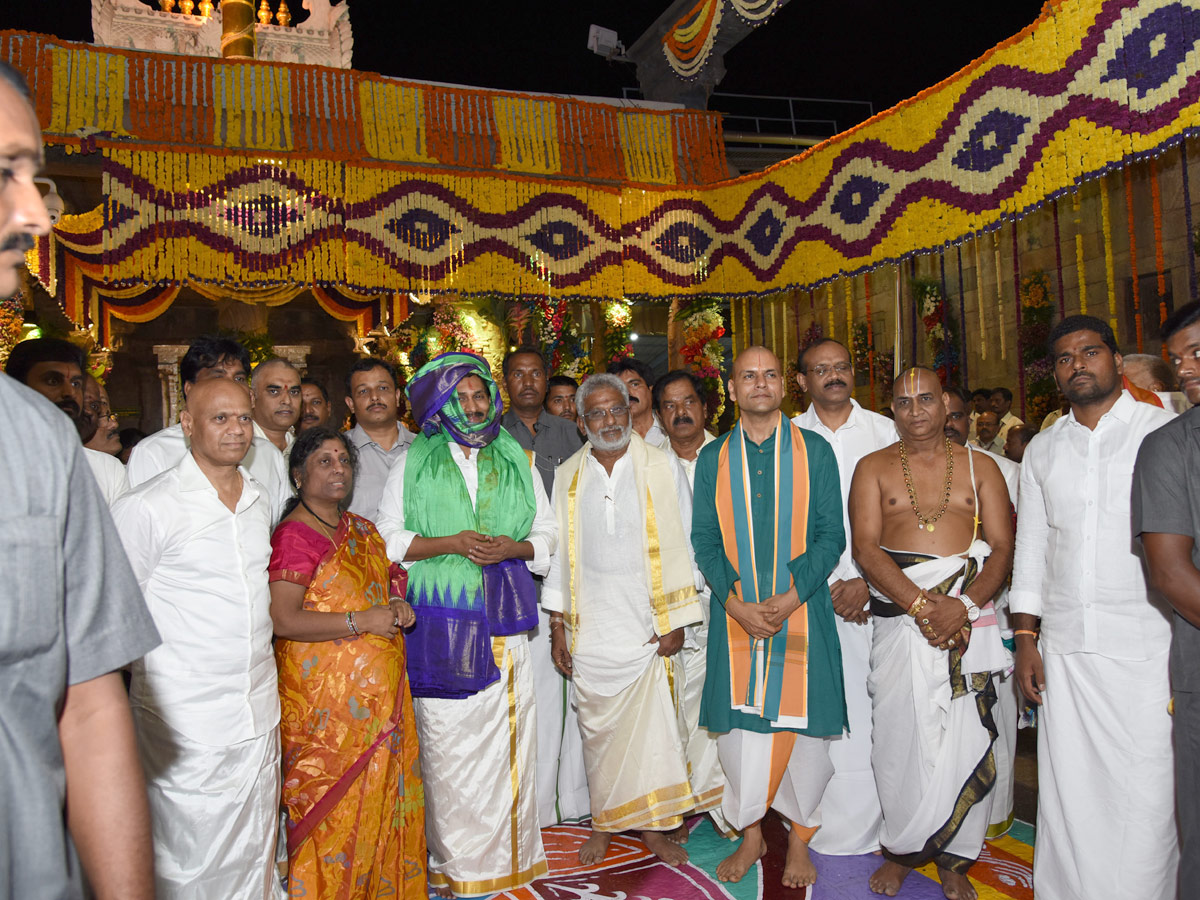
[898,437,954,532]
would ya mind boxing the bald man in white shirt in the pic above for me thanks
[113,378,283,900]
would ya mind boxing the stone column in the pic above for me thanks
[272,345,310,374]
[153,344,190,427]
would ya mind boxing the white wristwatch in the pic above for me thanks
[960,594,981,623]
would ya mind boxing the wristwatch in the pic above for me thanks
[960,594,981,623]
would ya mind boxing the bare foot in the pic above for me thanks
[716,825,767,883]
[782,826,817,888]
[579,830,612,866]
[643,830,689,866]
[665,822,690,845]
[431,886,454,898]
[869,860,912,896]
[937,867,977,900]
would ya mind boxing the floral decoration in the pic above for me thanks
[1018,270,1057,425]
[674,296,727,426]
[0,297,24,369]
[604,300,634,363]
[914,277,960,384]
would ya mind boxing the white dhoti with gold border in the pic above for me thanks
[868,545,1001,873]
[134,709,284,900]
[413,634,547,896]
[530,608,590,827]
[574,653,696,833]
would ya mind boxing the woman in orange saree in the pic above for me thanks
[268,427,426,899]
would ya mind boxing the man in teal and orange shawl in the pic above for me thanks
[692,346,848,890]
[375,351,557,897]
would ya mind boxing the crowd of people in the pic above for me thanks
[2,59,1197,900]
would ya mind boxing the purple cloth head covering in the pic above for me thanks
[406,351,503,447]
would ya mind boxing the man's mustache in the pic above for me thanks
[1,233,35,254]
[673,416,694,427]
[825,380,847,389]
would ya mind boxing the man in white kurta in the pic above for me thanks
[112,378,283,900]
[655,370,726,833]
[128,336,289,522]
[1011,316,1178,900]
[545,373,704,867]
[375,352,556,896]
[792,339,896,855]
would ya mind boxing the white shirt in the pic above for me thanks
[112,453,279,745]
[794,399,897,584]
[1010,391,1176,659]
[975,446,1019,505]
[972,434,1006,455]
[663,431,716,490]
[643,414,669,450]
[542,448,701,695]
[83,447,129,507]
[126,421,290,523]
[374,440,556,575]
[997,410,1024,443]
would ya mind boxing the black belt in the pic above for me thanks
[870,596,906,618]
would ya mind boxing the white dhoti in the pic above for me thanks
[414,634,547,896]
[574,654,695,833]
[810,614,881,854]
[530,609,590,827]
[717,728,832,834]
[678,618,728,830]
[134,709,283,900]
[1034,648,1178,900]
[869,545,1002,872]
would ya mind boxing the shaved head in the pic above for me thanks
[728,346,785,418]
[182,378,254,469]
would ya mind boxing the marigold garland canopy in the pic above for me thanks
[8,0,1200,304]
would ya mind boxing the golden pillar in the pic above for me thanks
[220,0,257,59]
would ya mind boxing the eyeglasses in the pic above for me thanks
[807,362,852,377]
[582,405,630,422]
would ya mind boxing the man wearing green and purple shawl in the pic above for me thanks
[376,351,557,897]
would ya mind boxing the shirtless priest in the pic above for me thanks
[849,367,1014,900]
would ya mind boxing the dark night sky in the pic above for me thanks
[5,1,1047,123]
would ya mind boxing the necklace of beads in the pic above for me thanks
[898,437,954,532]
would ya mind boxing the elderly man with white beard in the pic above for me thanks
[544,373,705,867]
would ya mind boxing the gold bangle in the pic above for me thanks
[907,591,928,617]
[548,619,565,630]
[1014,629,1039,639]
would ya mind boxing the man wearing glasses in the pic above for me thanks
[792,338,895,856]
[544,373,705,867]
[81,374,129,506]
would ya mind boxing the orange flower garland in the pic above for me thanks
[1124,166,1142,352]
[1150,157,1167,342]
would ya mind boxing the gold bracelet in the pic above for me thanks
[1014,629,1039,639]
[548,619,565,630]
[907,591,929,617]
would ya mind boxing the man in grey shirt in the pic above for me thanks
[500,346,583,495]
[499,346,589,826]
[344,357,415,523]
[0,57,161,900]
[1133,299,1200,900]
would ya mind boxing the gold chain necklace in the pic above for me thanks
[898,437,954,532]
